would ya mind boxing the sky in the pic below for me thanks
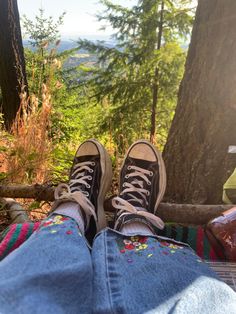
[18,0,136,39]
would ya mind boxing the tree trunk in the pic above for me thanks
[150,1,164,144]
[0,0,28,130]
[163,0,236,204]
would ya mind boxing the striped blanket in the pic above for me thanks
[0,222,219,261]
[1,223,236,292]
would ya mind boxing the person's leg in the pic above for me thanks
[92,140,236,314]
[0,213,92,314]
[0,139,112,314]
[93,229,236,314]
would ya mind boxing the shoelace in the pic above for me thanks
[69,161,95,194]
[112,165,164,230]
[53,161,97,225]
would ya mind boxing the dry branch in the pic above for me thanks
[0,185,234,224]
[0,198,29,223]
[104,198,234,225]
[157,203,234,225]
[0,184,55,201]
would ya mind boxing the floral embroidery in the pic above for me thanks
[116,236,195,264]
[42,215,70,228]
[37,215,83,238]
[118,236,150,254]
[117,236,155,259]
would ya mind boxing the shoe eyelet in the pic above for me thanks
[146,191,150,196]
[88,176,92,180]
[125,175,129,179]
[84,191,89,196]
[86,184,91,188]
[123,183,126,187]
[91,162,95,166]
[149,171,153,177]
[127,166,132,170]
[89,169,93,173]
[147,181,151,185]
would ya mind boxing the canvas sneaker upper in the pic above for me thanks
[53,139,112,232]
[113,140,166,233]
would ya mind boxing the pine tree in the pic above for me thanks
[21,8,66,96]
[78,0,193,148]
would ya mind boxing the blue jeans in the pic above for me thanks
[0,215,236,313]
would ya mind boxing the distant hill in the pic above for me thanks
[23,38,116,68]
[23,38,116,52]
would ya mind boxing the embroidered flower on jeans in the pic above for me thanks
[130,236,139,242]
[116,235,197,266]
[168,244,181,250]
[158,241,184,256]
[125,244,135,250]
[117,236,149,255]
[136,244,148,251]
[124,239,132,245]
[42,215,69,228]
[117,236,188,263]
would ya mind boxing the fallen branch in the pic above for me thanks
[0,198,29,223]
[0,184,55,201]
[0,185,234,224]
[157,203,234,225]
[104,199,235,225]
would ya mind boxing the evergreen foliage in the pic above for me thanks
[22,8,66,47]
[1,2,195,186]
[78,0,194,149]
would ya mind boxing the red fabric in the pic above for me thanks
[196,227,204,258]
[0,224,17,256]
[10,223,30,253]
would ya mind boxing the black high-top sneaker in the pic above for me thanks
[53,139,112,233]
[112,140,166,233]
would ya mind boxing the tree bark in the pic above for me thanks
[0,0,28,129]
[163,0,236,204]
[150,0,164,144]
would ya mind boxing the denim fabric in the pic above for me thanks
[0,215,236,314]
[0,215,92,314]
[93,229,236,314]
